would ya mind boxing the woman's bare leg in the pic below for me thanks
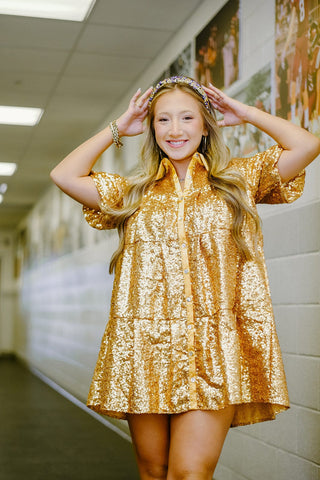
[127,413,170,480]
[167,406,235,480]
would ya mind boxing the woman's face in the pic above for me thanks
[153,89,207,168]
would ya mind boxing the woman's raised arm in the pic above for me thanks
[204,83,320,182]
[50,87,152,209]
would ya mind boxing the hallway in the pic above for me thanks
[0,357,139,480]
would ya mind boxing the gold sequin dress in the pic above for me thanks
[83,145,305,426]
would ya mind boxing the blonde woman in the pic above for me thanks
[51,77,320,480]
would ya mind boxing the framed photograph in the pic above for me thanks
[155,43,193,85]
[275,0,320,135]
[195,0,240,89]
[221,64,274,157]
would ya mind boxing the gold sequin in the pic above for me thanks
[83,145,305,426]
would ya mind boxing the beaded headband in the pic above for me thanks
[148,76,212,113]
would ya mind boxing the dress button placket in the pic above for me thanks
[175,173,197,409]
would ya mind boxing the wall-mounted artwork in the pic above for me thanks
[169,43,192,77]
[195,0,240,89]
[275,0,320,136]
[155,43,192,85]
[221,64,274,157]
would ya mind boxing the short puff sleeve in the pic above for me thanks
[83,172,128,230]
[230,144,305,204]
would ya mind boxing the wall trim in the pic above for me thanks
[29,364,132,443]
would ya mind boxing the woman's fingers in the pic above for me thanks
[140,86,153,103]
[132,86,153,109]
[203,83,222,96]
[130,88,142,105]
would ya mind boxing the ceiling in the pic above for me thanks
[0,0,204,231]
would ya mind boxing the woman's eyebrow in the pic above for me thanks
[155,109,195,116]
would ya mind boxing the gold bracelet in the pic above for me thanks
[109,120,123,148]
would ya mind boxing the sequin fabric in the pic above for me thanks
[83,145,305,426]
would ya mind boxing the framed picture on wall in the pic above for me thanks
[221,64,274,157]
[154,43,193,85]
[169,43,193,77]
[275,0,320,135]
[195,0,240,89]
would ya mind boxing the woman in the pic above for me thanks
[51,76,320,480]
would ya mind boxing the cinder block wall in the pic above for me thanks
[14,0,319,478]
[215,164,320,479]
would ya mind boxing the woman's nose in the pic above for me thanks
[169,119,183,136]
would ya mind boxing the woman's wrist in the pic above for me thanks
[110,120,123,148]
[242,105,256,124]
[115,116,127,137]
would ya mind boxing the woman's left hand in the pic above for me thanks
[203,83,250,127]
[204,83,320,183]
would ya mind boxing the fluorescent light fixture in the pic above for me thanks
[0,163,17,176]
[0,106,43,126]
[0,183,8,193]
[0,0,96,21]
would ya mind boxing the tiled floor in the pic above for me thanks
[0,357,139,480]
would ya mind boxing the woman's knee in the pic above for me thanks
[139,458,168,479]
[168,464,214,480]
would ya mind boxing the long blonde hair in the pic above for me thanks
[108,81,261,273]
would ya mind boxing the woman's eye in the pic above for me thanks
[158,118,168,122]
[183,116,193,120]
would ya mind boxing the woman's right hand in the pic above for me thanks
[116,87,153,137]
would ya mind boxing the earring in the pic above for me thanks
[201,135,207,152]
[156,145,164,159]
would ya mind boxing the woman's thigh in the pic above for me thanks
[127,413,170,479]
[167,406,235,480]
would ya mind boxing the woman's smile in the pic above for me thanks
[166,139,189,148]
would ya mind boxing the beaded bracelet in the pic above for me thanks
[109,120,123,148]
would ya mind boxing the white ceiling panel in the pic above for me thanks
[16,155,64,176]
[29,119,103,155]
[55,76,130,99]
[0,125,32,147]
[0,16,81,50]
[0,91,50,108]
[37,96,115,126]
[0,143,28,162]
[0,47,69,74]
[89,0,202,30]
[0,72,57,95]
[77,24,171,58]
[64,52,149,80]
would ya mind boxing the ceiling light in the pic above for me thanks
[0,163,17,176]
[0,0,96,21]
[0,183,8,193]
[0,106,43,126]
[0,194,3,204]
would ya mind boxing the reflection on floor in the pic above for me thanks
[0,356,139,480]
